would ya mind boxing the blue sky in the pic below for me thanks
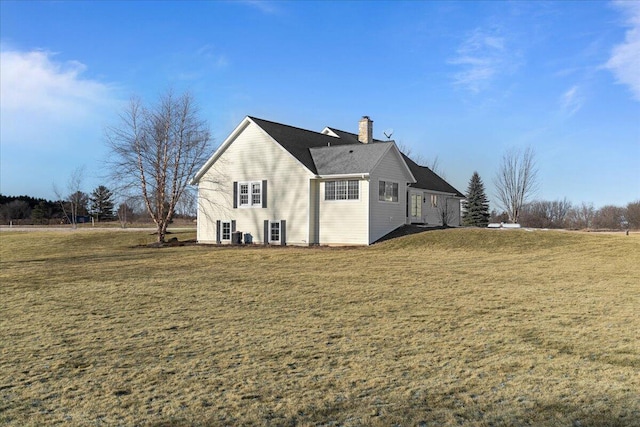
[1,0,638,209]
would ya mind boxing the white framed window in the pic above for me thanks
[252,182,261,205]
[325,180,359,200]
[379,180,399,202]
[239,181,262,207]
[239,183,249,206]
[264,219,285,245]
[221,221,231,241]
[431,194,438,208]
[270,221,280,242]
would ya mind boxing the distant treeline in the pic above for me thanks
[0,195,67,225]
[490,199,640,230]
[2,193,638,229]
[0,192,194,226]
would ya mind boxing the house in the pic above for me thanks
[191,116,464,246]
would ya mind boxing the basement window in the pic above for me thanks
[221,221,231,241]
[270,221,280,242]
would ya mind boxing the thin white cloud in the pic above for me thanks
[0,46,117,149]
[0,48,114,116]
[559,85,585,117]
[449,28,520,93]
[239,0,280,15]
[196,44,229,69]
[605,1,640,101]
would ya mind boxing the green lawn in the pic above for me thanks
[1,229,638,426]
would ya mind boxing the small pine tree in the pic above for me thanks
[31,201,47,225]
[90,185,115,221]
[463,171,490,227]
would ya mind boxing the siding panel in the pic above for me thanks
[318,179,369,245]
[369,149,412,243]
[197,122,313,245]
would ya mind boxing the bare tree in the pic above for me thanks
[396,142,444,177]
[626,200,640,230]
[493,146,538,224]
[520,198,572,228]
[438,197,459,227]
[593,205,625,230]
[105,90,212,243]
[116,198,136,228]
[53,166,85,229]
[566,202,595,229]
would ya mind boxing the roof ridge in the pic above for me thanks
[249,116,327,137]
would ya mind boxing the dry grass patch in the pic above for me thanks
[1,229,639,426]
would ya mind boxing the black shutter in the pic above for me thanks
[231,220,236,232]
[264,220,269,245]
[406,191,409,217]
[281,220,286,246]
[233,182,238,208]
[216,220,221,244]
[262,180,267,208]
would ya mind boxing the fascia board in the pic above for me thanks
[190,117,252,184]
[315,173,371,180]
[412,187,460,197]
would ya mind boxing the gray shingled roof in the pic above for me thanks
[309,143,392,175]
[324,127,389,144]
[250,118,463,196]
[325,127,463,197]
[249,117,352,174]
[402,154,464,197]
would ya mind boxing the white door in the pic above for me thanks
[410,193,422,223]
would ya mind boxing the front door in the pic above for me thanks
[410,193,422,223]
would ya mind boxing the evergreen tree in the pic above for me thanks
[89,185,115,221]
[463,171,490,227]
[31,201,47,225]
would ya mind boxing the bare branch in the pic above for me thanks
[105,90,212,242]
[493,146,538,223]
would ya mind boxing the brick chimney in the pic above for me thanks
[358,116,373,144]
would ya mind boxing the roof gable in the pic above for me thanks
[191,117,252,184]
[250,117,354,174]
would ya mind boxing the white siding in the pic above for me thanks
[309,180,320,244]
[448,197,462,226]
[369,149,412,243]
[318,179,369,245]
[423,192,442,225]
[422,192,462,226]
[196,121,313,245]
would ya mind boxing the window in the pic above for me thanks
[325,180,359,200]
[411,194,422,218]
[270,221,280,242]
[379,180,399,202]
[264,219,285,245]
[221,221,231,241]
[252,182,261,205]
[239,181,261,207]
[431,194,438,208]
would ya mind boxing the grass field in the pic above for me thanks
[1,228,639,426]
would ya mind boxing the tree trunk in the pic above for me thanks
[156,222,166,243]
